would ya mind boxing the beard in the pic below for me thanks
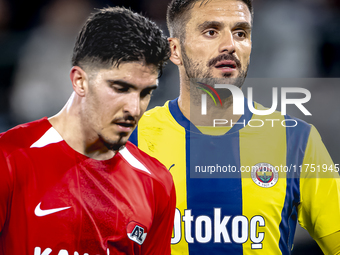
[181,45,249,89]
[181,46,250,109]
[99,133,128,151]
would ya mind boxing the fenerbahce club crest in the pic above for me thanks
[251,163,278,188]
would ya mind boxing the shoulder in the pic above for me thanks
[137,99,182,133]
[254,101,312,132]
[120,142,174,195]
[0,118,51,156]
[252,101,314,151]
[141,101,171,122]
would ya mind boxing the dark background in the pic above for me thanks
[0,0,339,253]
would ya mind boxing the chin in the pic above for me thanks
[100,134,130,151]
[104,140,126,151]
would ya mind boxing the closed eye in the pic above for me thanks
[140,87,156,98]
[113,85,129,93]
[107,80,157,97]
[107,80,131,93]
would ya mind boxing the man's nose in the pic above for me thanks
[218,31,236,54]
[123,93,141,117]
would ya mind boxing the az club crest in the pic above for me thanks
[127,221,147,245]
[251,163,278,188]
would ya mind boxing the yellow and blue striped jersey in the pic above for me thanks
[130,98,340,254]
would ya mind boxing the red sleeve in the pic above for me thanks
[0,149,12,232]
[141,182,176,255]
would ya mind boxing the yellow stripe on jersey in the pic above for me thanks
[196,126,232,136]
[137,102,189,254]
[240,103,287,254]
[299,125,340,239]
[132,99,340,255]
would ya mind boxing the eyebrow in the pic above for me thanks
[197,21,224,31]
[107,80,158,90]
[197,21,252,31]
[233,22,252,31]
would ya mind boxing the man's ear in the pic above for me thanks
[70,66,88,97]
[168,37,183,66]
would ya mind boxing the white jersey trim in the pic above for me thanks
[119,147,151,175]
[30,127,63,148]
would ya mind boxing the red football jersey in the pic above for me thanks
[0,118,176,255]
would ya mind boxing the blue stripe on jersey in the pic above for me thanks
[129,127,138,147]
[225,98,254,134]
[168,99,191,130]
[279,116,311,254]
[168,98,253,254]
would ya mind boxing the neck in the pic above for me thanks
[178,76,242,127]
[48,92,115,160]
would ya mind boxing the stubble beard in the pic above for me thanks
[180,45,249,109]
[84,97,129,153]
[181,45,249,89]
[99,117,137,152]
[99,133,129,152]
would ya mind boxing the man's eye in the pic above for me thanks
[113,86,129,93]
[141,89,154,98]
[236,31,246,38]
[204,30,217,37]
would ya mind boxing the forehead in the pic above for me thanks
[93,62,158,85]
[187,0,252,29]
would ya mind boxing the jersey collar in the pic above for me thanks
[168,97,253,135]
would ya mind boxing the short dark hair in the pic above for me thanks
[167,0,253,38]
[72,7,170,75]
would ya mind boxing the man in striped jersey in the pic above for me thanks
[130,0,340,254]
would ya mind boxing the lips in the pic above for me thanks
[215,60,237,69]
[116,122,134,127]
[114,121,136,133]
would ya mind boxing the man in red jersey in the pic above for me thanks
[0,7,175,255]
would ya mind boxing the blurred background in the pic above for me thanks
[0,0,339,253]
